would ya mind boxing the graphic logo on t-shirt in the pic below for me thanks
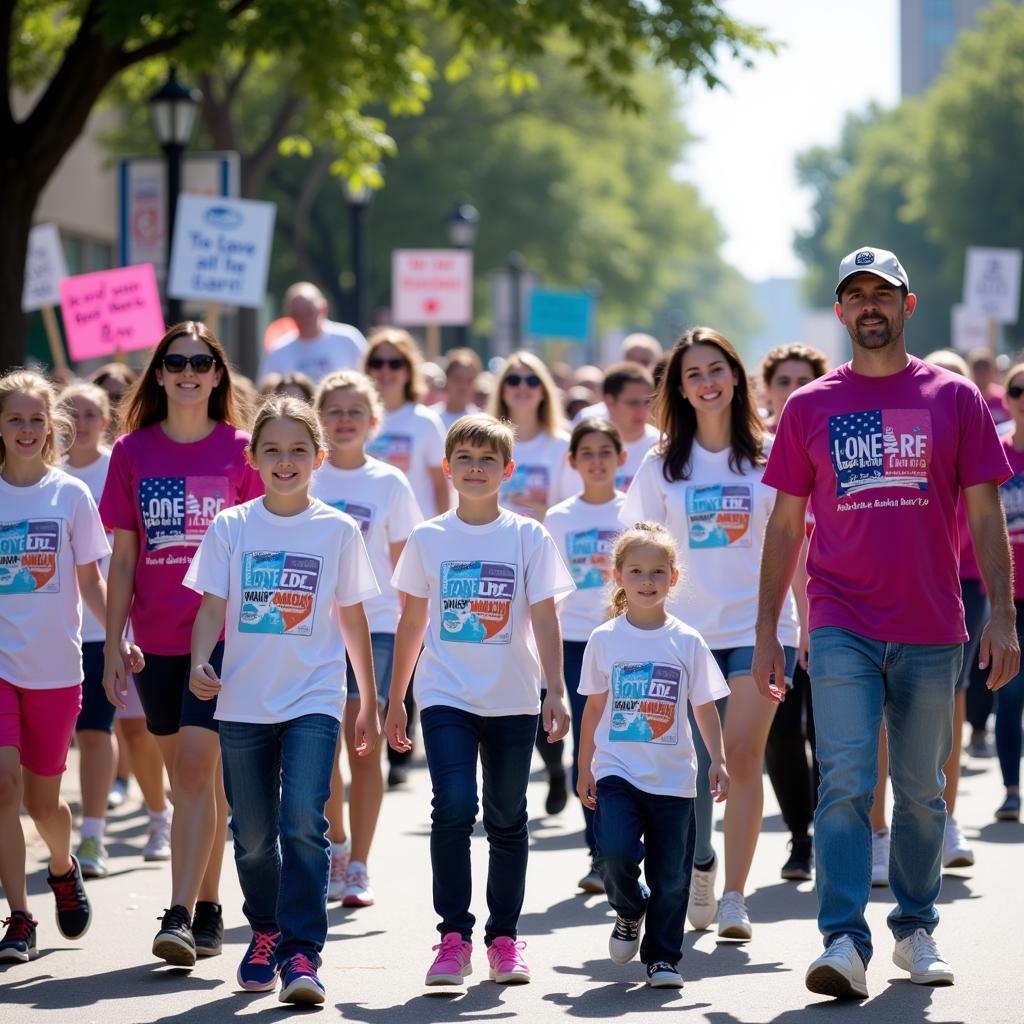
[685,484,753,548]
[139,476,229,550]
[0,519,60,594]
[440,560,516,644]
[238,550,323,635]
[366,434,412,474]
[1001,474,1024,542]
[328,499,373,536]
[829,409,932,497]
[501,465,549,517]
[565,528,616,589]
[609,661,681,745]
[614,471,634,492]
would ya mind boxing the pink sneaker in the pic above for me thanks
[425,931,473,986]
[487,936,531,984]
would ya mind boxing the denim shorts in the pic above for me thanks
[75,641,116,734]
[345,632,395,703]
[712,644,797,686]
[134,642,224,736]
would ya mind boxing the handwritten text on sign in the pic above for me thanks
[392,249,472,326]
[59,264,166,361]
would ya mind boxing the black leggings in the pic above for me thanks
[764,663,818,838]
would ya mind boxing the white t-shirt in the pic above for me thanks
[0,469,111,689]
[571,400,607,425]
[366,402,447,518]
[618,425,660,493]
[63,450,112,643]
[544,493,624,642]
[621,442,799,650]
[259,321,367,383]
[310,458,423,633]
[501,431,576,521]
[579,614,729,797]
[392,509,575,716]
[183,498,379,724]
[432,402,480,432]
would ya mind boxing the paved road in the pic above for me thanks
[3,738,1021,1023]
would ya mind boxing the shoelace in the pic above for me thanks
[157,907,190,928]
[490,938,527,966]
[691,869,714,903]
[286,952,319,977]
[432,933,467,957]
[649,961,675,974]
[613,915,641,940]
[719,892,747,917]
[345,869,370,889]
[330,853,348,884]
[908,930,941,960]
[2,915,35,941]
[246,930,280,966]
[50,874,84,912]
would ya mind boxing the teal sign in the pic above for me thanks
[527,289,593,341]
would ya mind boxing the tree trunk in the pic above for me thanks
[0,166,43,369]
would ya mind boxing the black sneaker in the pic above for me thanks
[47,855,92,939]
[545,771,568,815]
[153,905,196,966]
[387,764,409,787]
[192,901,224,957]
[0,911,38,963]
[646,960,684,988]
[609,911,644,964]
[781,836,813,881]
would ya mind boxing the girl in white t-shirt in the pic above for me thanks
[0,370,142,965]
[311,370,423,908]
[622,327,799,941]
[185,396,380,1005]
[577,521,729,988]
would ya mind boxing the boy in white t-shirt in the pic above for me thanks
[385,414,574,987]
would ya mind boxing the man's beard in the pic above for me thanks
[849,313,901,350]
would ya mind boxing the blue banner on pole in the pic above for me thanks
[527,289,593,341]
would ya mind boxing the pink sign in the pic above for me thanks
[60,264,166,362]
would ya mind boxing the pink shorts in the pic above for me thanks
[0,679,82,776]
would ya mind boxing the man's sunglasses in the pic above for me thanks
[162,354,218,373]
[506,373,542,388]
[1008,385,1024,399]
[367,357,407,371]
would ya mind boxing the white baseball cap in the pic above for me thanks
[836,246,909,296]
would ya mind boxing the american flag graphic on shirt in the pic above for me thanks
[138,476,229,551]
[829,409,931,497]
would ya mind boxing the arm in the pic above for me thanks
[752,491,808,702]
[429,465,451,514]
[576,692,607,809]
[965,481,1020,690]
[189,593,228,700]
[102,528,142,709]
[793,535,811,670]
[693,700,729,802]
[390,540,408,609]
[383,594,429,751]
[339,602,380,756]
[531,597,570,742]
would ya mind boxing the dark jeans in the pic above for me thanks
[219,713,339,964]
[563,640,596,856]
[595,774,695,965]
[995,599,1024,787]
[421,705,538,944]
[765,664,818,839]
[962,577,994,730]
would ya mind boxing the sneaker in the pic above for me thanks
[942,817,974,868]
[781,835,813,881]
[892,928,954,985]
[143,814,172,861]
[805,935,868,1000]
[871,828,890,887]
[387,763,409,788]
[341,863,375,907]
[578,860,605,894]
[996,791,1021,821]
[646,960,684,988]
[717,890,752,940]
[686,856,717,930]
[0,912,38,963]
[609,911,644,964]
[47,855,92,939]
[487,936,531,984]
[545,771,568,815]
[327,841,351,901]
[425,931,473,986]
[76,836,109,879]
[192,901,223,957]
[237,929,281,991]
[279,952,325,1005]
[107,776,128,810]
[153,905,196,966]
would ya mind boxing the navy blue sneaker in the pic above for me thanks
[237,929,281,991]
[279,952,325,1004]
[0,912,38,963]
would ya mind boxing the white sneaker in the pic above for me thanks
[341,862,374,907]
[942,816,974,868]
[327,840,351,901]
[805,935,868,1000]
[893,928,954,985]
[717,890,752,940]
[143,813,172,861]
[686,857,717,931]
[871,828,890,887]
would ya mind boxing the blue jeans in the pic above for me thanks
[595,774,695,965]
[420,705,538,944]
[564,640,596,856]
[809,627,961,964]
[995,600,1024,788]
[219,713,340,964]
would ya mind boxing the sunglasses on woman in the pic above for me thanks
[367,357,407,371]
[1008,385,1024,399]
[162,353,218,373]
[506,373,542,388]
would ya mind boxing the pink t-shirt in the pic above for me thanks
[99,421,263,654]
[985,385,1010,425]
[764,357,1010,644]
[999,436,1024,601]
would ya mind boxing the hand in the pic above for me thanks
[384,700,412,753]
[577,766,597,809]
[121,639,145,674]
[979,611,1021,692]
[709,760,730,803]
[101,643,129,711]
[752,636,787,703]
[353,702,382,757]
[189,662,222,701]
[542,691,571,742]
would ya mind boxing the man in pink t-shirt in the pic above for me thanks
[752,246,1019,1001]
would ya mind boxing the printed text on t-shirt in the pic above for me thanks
[239,549,323,635]
[139,476,228,550]
[0,519,60,594]
[829,409,932,497]
[685,484,753,548]
[440,560,516,644]
[609,660,681,745]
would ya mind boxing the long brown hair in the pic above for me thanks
[654,327,764,482]
[121,322,239,433]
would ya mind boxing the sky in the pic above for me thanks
[679,0,901,282]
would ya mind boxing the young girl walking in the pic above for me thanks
[0,370,141,963]
[186,396,381,1004]
[311,370,423,905]
[577,521,729,987]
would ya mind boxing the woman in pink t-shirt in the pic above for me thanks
[99,322,262,967]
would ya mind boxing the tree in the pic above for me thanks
[3,0,771,368]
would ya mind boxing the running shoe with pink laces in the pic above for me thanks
[237,928,281,991]
[425,931,473,986]
[487,936,531,984]
[341,862,374,907]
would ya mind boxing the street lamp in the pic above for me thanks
[447,204,479,346]
[343,179,373,335]
[148,64,201,324]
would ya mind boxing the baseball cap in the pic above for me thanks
[835,246,909,296]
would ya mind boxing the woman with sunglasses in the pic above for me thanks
[99,322,263,967]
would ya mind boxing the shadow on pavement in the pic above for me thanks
[545,982,707,1016]
[337,981,513,1022]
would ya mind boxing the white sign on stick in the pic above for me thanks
[168,194,276,308]
[963,246,1023,324]
[951,303,991,353]
[22,224,69,312]
[392,249,472,326]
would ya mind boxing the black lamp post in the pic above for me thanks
[447,203,479,346]
[507,250,525,350]
[343,180,373,335]
[148,65,201,324]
